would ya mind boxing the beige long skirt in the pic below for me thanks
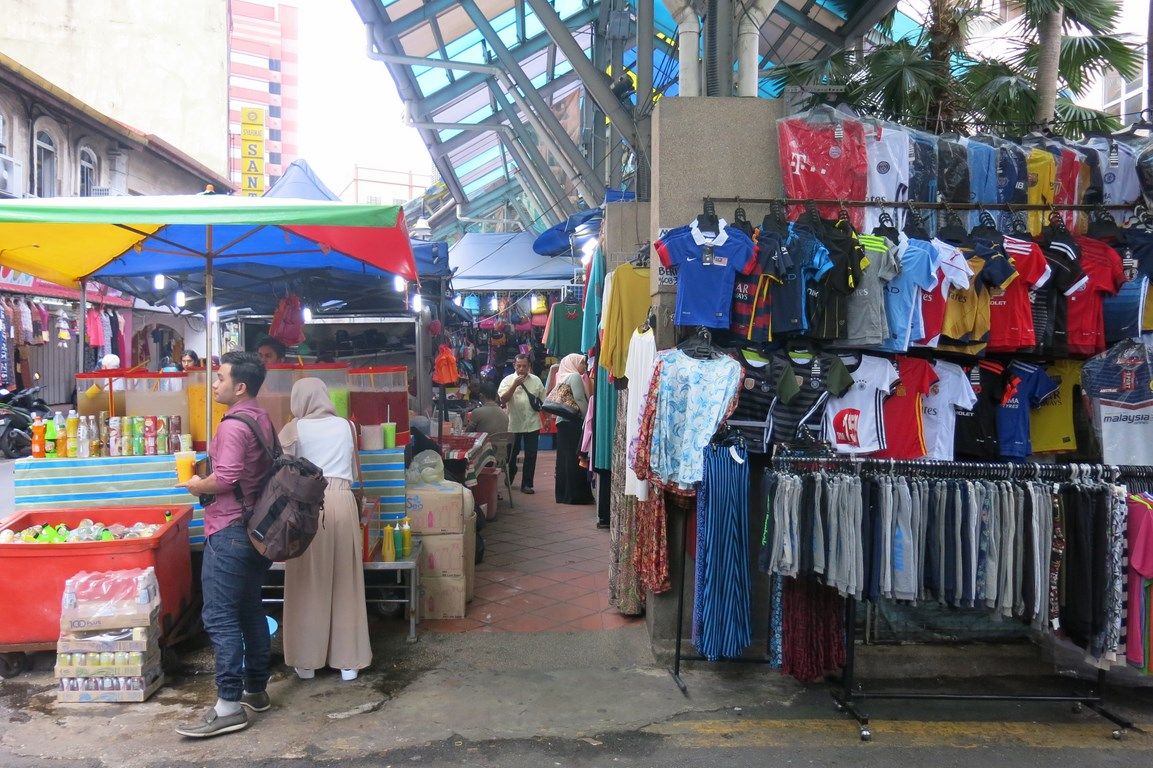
[283,477,372,671]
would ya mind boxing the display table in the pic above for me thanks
[438,432,496,487]
[266,538,422,642]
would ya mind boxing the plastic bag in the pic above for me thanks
[269,293,306,346]
[406,449,445,486]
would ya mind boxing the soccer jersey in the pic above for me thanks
[988,235,1051,352]
[996,360,1059,459]
[966,138,1000,229]
[764,349,854,446]
[1082,339,1153,465]
[937,137,971,207]
[1104,274,1149,344]
[1054,147,1084,230]
[823,354,899,454]
[880,235,938,352]
[770,223,833,336]
[778,114,869,230]
[1029,360,1083,453]
[922,360,978,461]
[656,218,757,328]
[1026,148,1058,233]
[730,230,783,342]
[938,242,1018,356]
[1065,235,1126,356]
[806,220,864,341]
[729,350,777,452]
[954,360,1007,460]
[1083,138,1142,205]
[834,233,900,347]
[916,238,973,347]
[909,130,939,232]
[875,356,939,460]
[863,125,911,232]
[1032,233,1089,354]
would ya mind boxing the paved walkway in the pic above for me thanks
[425,450,644,634]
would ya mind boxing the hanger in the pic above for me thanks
[970,207,1004,245]
[936,203,971,247]
[732,202,754,238]
[638,306,655,333]
[799,200,823,231]
[697,197,719,236]
[1087,204,1123,241]
[1113,108,1153,138]
[677,326,720,360]
[761,199,790,238]
[632,242,651,267]
[903,202,930,240]
[1007,205,1031,236]
[872,210,900,242]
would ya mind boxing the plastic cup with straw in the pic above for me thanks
[383,403,396,449]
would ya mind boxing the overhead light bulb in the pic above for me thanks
[412,294,423,312]
[490,295,499,311]
[581,252,592,267]
[302,306,313,323]
[174,290,186,308]
[453,295,462,306]
[153,274,165,290]
[394,275,406,292]
[208,305,218,322]
[580,238,598,256]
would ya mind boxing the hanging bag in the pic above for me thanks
[269,293,306,346]
[541,380,581,420]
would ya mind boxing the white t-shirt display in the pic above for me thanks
[623,329,657,500]
[921,360,979,460]
[823,355,899,454]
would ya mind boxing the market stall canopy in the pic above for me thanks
[263,159,341,201]
[412,240,451,278]
[0,194,417,287]
[449,232,576,291]
[532,207,602,257]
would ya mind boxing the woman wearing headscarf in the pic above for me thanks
[549,353,595,505]
[279,378,371,681]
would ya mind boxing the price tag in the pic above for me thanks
[729,445,745,464]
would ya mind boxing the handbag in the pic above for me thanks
[542,381,581,420]
[348,419,365,514]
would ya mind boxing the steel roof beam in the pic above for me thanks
[774,4,844,47]
[819,1,899,54]
[436,70,580,154]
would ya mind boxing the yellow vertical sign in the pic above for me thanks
[239,106,266,196]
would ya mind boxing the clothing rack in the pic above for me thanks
[769,452,1141,741]
[700,196,1137,212]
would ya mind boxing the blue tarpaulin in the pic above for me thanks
[533,207,602,257]
[451,232,576,291]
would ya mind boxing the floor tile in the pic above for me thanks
[530,602,599,624]
[490,613,556,632]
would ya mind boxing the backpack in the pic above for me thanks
[431,343,459,385]
[223,412,328,561]
[269,293,306,346]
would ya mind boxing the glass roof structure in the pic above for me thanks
[351,1,899,240]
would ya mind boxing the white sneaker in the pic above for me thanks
[340,668,358,681]
[294,667,315,680]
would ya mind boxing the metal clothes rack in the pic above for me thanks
[769,453,1152,741]
[697,196,1138,212]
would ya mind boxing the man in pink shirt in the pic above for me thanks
[176,351,275,738]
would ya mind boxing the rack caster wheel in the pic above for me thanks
[1112,729,1124,741]
[860,728,872,742]
[1071,703,1084,714]
[0,652,27,678]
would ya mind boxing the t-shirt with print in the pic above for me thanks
[1026,147,1058,233]
[1065,236,1125,356]
[778,115,869,230]
[770,223,833,336]
[938,241,1018,356]
[916,238,973,347]
[655,218,757,329]
[996,360,1059,458]
[806,220,865,341]
[1083,138,1141,205]
[988,235,1051,352]
[1029,359,1083,453]
[1032,233,1089,354]
[764,349,854,447]
[875,356,939,460]
[822,354,898,454]
[729,349,777,452]
[880,235,938,352]
[954,360,1006,460]
[922,360,978,460]
[730,230,783,342]
[863,125,911,233]
[833,233,900,347]
[1082,338,1153,465]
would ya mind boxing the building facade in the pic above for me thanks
[229,0,300,193]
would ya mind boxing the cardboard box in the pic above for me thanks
[464,508,476,603]
[406,481,472,534]
[60,605,159,634]
[416,533,465,578]
[57,625,160,654]
[56,671,163,703]
[419,575,467,619]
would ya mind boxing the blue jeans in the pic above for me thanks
[201,525,273,701]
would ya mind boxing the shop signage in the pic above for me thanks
[0,266,35,288]
[240,105,266,197]
[0,267,132,306]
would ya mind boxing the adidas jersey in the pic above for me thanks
[874,356,939,460]
[863,125,911,232]
[965,138,1000,229]
[954,360,1007,460]
[916,238,973,347]
[988,235,1051,352]
[834,233,900,347]
[765,350,854,446]
[921,360,978,461]
[937,137,971,206]
[1082,338,1153,465]
[823,354,898,454]
[779,116,868,230]
[1065,235,1125,356]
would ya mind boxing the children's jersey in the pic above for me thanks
[656,218,757,329]
[965,139,1000,229]
[764,350,854,446]
[996,360,1059,458]
[921,360,978,461]
[874,356,939,460]
[908,131,939,231]
[863,125,911,232]
[880,235,938,352]
[833,233,900,347]
[1029,359,1083,453]
[1104,274,1149,344]
[1026,148,1058,233]
[1065,235,1126,356]
[988,235,1051,352]
[730,230,783,342]
[1083,138,1142,205]
[729,350,777,452]
[1083,339,1153,465]
[769,224,833,336]
[1032,234,1089,354]
[937,137,971,206]
[938,242,1018,356]
[916,238,973,347]
[955,360,1006,460]
[778,115,868,230]
[806,221,864,341]
[823,354,898,454]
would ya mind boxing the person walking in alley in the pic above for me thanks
[278,377,372,682]
[550,353,595,506]
[176,351,275,738]
[498,353,545,494]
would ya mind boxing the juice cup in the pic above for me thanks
[382,422,397,449]
[175,451,197,484]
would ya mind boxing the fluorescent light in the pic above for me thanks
[453,295,462,306]
[208,305,218,322]
[174,290,186,308]
[580,238,598,256]
[302,306,313,323]
[581,252,592,266]
[489,295,499,311]
[153,274,165,290]
[394,275,406,292]
[412,294,423,312]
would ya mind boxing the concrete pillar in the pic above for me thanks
[645,96,784,660]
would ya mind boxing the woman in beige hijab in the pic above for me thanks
[279,377,371,680]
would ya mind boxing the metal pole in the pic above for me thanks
[77,280,88,374]
[636,0,655,200]
[204,240,214,450]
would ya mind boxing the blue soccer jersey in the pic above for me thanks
[996,360,1059,459]
[656,218,757,328]
[879,235,939,352]
[965,139,1000,229]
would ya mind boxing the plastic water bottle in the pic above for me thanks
[77,416,89,458]
[62,578,77,609]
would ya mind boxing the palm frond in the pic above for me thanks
[1018,34,1143,95]
[1053,97,1123,138]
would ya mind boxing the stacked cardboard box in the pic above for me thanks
[55,568,164,703]
[406,479,477,619]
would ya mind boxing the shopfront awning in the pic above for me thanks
[449,231,577,291]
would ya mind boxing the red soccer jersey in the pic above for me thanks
[778,116,868,230]
[1066,235,1125,355]
[874,356,939,460]
[1055,147,1082,230]
[988,235,1051,352]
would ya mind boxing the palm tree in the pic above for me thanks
[765,0,1142,138]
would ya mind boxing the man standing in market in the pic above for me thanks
[498,353,545,494]
[175,351,275,738]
